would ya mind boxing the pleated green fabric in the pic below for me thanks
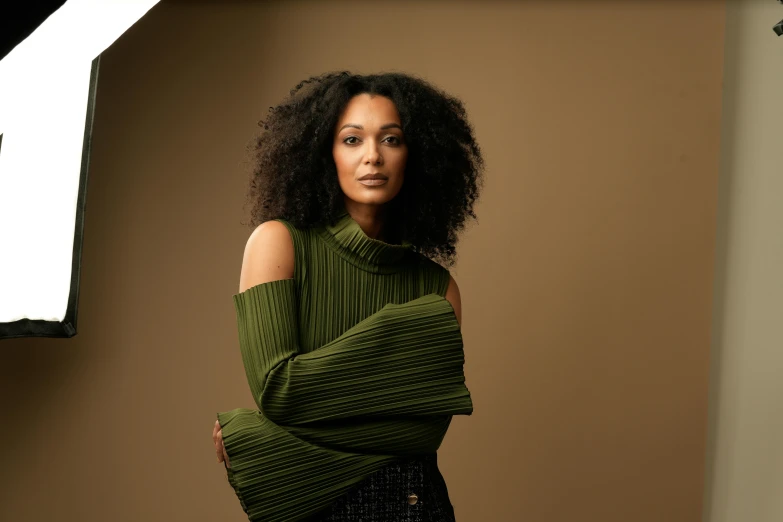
[217,209,473,521]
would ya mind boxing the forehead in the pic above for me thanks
[336,93,401,124]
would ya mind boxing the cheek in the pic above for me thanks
[333,152,357,192]
[333,147,359,172]
[394,150,408,173]
[332,148,347,175]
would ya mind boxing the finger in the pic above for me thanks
[213,420,219,443]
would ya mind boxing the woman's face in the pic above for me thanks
[332,93,407,208]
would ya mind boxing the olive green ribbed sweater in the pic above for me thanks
[216,209,473,521]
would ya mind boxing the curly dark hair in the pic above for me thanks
[240,71,484,267]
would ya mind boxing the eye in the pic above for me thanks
[384,136,402,145]
[343,136,359,145]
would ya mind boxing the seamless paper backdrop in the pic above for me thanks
[0,1,727,521]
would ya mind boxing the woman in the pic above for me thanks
[213,71,484,521]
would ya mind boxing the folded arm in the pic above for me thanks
[238,280,472,425]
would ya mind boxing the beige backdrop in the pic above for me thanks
[0,1,725,521]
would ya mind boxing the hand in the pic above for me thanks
[213,419,231,468]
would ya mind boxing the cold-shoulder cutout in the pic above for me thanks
[237,220,295,294]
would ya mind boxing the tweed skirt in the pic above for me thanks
[312,453,457,522]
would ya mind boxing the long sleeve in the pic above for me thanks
[233,278,472,426]
[216,277,473,521]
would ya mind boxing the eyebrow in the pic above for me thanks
[338,123,403,132]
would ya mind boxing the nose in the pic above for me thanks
[365,142,382,165]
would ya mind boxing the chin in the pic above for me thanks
[353,194,396,206]
[345,189,401,207]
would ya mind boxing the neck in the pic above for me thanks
[343,198,393,243]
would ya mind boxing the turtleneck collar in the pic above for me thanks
[315,207,415,273]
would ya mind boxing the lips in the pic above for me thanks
[358,173,388,181]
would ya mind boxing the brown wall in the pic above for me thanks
[0,1,725,520]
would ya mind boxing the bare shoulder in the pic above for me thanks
[238,220,294,294]
[444,272,462,327]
